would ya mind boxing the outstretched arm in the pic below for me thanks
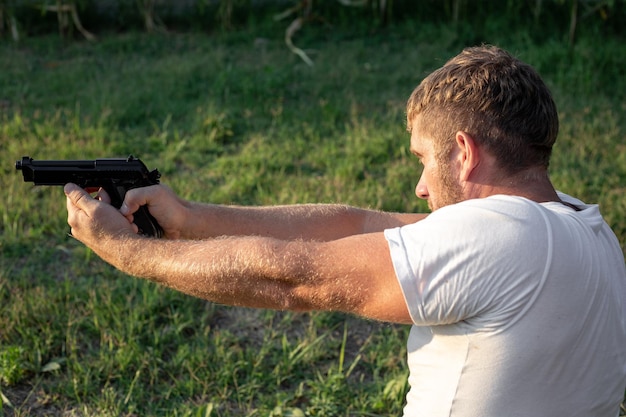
[65,184,414,324]
[119,184,427,241]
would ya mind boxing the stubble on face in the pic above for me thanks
[430,154,465,211]
[410,116,465,211]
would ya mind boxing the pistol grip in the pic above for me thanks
[133,205,164,238]
[104,184,163,238]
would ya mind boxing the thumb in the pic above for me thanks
[120,186,151,216]
[64,183,95,211]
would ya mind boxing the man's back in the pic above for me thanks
[385,193,626,416]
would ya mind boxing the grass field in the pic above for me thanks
[1,10,625,416]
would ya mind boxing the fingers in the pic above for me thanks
[119,186,161,232]
[65,183,93,239]
[120,186,156,217]
[65,183,138,241]
[96,188,111,204]
[83,187,112,203]
[120,184,185,240]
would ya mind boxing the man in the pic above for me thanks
[65,45,626,416]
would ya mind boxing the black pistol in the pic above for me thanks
[16,155,164,238]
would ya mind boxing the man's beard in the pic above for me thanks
[430,159,464,211]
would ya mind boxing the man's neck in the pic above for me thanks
[467,167,561,205]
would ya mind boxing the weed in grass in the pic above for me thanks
[0,346,27,387]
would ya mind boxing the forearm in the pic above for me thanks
[121,184,426,241]
[101,234,321,311]
[180,203,426,241]
[101,231,411,322]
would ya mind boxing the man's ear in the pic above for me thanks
[455,131,481,181]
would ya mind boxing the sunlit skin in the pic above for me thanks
[409,126,464,211]
[409,115,569,211]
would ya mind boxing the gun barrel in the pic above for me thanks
[16,157,95,184]
[15,155,157,186]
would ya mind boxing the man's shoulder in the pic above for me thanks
[390,195,549,254]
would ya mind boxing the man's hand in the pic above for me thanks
[119,184,189,239]
[65,183,137,245]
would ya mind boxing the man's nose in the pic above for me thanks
[415,175,429,200]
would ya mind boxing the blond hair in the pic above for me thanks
[406,45,559,173]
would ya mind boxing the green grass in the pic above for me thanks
[1,15,625,416]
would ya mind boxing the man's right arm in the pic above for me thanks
[121,185,427,241]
